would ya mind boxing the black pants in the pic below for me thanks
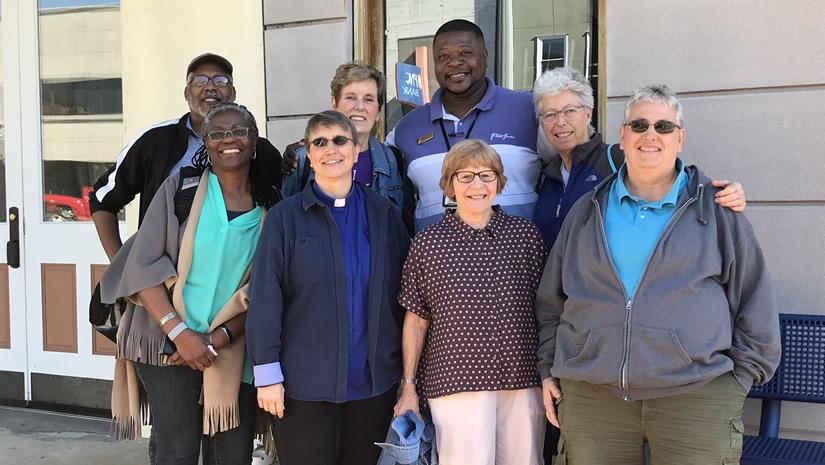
[544,422,560,462]
[135,363,257,465]
[271,386,397,465]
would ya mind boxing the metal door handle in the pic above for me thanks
[582,32,592,80]
[7,207,20,268]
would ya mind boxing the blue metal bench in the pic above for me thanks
[741,313,825,465]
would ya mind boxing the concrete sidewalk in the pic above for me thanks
[0,405,148,465]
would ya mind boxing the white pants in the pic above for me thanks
[428,387,545,465]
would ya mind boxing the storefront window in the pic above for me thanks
[384,0,596,131]
[38,0,122,222]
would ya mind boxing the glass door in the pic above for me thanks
[0,0,32,398]
[0,0,124,404]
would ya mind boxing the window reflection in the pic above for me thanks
[384,0,593,131]
[38,0,122,222]
[0,3,6,222]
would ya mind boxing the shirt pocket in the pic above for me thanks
[288,237,323,285]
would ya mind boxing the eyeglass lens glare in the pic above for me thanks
[311,136,352,147]
[207,127,249,142]
[627,119,678,134]
[190,75,231,87]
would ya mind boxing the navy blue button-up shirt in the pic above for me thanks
[246,182,410,403]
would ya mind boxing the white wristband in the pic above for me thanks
[167,322,188,341]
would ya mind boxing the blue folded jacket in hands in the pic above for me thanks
[375,410,438,465]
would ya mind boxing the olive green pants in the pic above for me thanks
[557,373,747,465]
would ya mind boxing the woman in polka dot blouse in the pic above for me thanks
[394,139,548,465]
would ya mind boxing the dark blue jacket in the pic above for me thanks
[533,134,623,249]
[246,182,411,402]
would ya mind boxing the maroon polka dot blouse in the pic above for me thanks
[399,209,547,399]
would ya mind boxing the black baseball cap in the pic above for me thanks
[186,53,233,77]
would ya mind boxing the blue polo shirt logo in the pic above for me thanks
[490,132,516,143]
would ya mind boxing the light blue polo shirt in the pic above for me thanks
[604,159,687,297]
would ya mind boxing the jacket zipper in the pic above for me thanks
[590,187,700,400]
[555,164,577,219]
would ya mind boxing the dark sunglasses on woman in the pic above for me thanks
[624,119,681,134]
[310,135,355,148]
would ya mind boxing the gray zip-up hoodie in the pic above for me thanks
[535,165,780,400]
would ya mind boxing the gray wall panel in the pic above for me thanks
[605,88,825,201]
[263,0,348,25]
[747,206,825,315]
[264,21,350,116]
[266,119,310,158]
[605,0,825,95]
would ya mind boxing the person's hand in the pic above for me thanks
[393,385,421,419]
[281,139,304,176]
[712,180,746,212]
[167,351,182,366]
[258,384,286,418]
[208,328,230,351]
[542,377,562,427]
[172,329,216,371]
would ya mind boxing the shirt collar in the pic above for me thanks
[185,115,200,139]
[615,158,686,209]
[309,181,354,209]
[443,205,505,239]
[429,77,497,122]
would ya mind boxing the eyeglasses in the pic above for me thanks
[188,74,232,88]
[453,170,498,184]
[310,136,355,148]
[206,127,249,142]
[540,106,584,125]
[624,119,681,134]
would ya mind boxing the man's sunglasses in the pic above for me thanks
[206,127,249,142]
[188,75,232,88]
[310,136,355,148]
[624,119,681,134]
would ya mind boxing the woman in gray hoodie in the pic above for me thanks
[535,84,780,465]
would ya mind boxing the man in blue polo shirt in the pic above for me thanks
[387,19,544,230]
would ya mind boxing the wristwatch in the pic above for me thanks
[400,378,417,385]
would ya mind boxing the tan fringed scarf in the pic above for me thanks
[106,170,273,452]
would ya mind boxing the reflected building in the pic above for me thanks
[38,3,122,221]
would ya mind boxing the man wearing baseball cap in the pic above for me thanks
[89,53,283,259]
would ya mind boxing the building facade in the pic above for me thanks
[0,0,822,442]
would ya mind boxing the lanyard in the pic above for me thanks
[438,109,480,151]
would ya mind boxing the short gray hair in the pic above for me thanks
[532,67,594,118]
[203,102,258,135]
[304,110,359,146]
[624,84,684,126]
